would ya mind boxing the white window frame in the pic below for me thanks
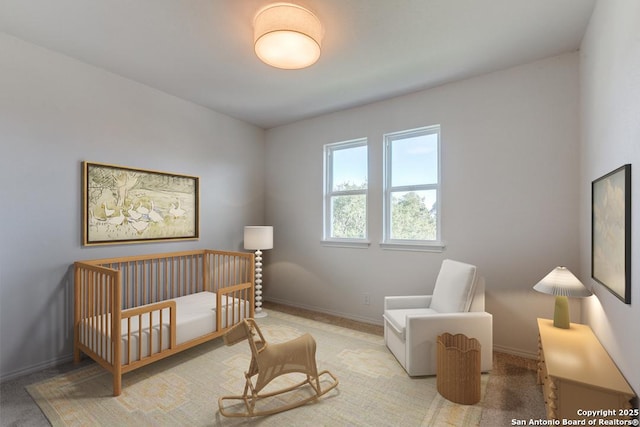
[322,138,369,248]
[381,125,444,251]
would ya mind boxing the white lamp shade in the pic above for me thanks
[533,266,592,297]
[254,3,322,69]
[244,226,274,250]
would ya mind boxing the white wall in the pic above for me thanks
[264,52,581,358]
[579,0,640,395]
[0,34,265,380]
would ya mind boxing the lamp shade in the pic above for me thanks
[244,226,273,250]
[254,3,323,69]
[533,266,592,297]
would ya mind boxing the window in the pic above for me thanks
[323,139,368,243]
[383,126,442,249]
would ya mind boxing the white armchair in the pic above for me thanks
[383,259,493,376]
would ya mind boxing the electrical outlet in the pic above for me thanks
[363,293,370,305]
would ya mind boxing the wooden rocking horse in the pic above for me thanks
[218,318,339,417]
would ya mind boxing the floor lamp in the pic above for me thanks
[244,226,273,318]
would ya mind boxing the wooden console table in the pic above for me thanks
[537,318,636,420]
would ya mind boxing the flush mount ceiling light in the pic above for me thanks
[253,2,323,69]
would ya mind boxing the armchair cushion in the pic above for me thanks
[429,259,477,313]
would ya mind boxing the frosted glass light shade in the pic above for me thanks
[254,3,322,69]
[244,226,273,250]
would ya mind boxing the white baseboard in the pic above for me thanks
[266,298,540,360]
[493,344,538,360]
[264,297,384,326]
[0,353,75,382]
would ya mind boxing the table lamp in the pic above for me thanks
[244,226,273,318]
[533,266,592,329]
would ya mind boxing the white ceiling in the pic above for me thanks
[0,0,596,129]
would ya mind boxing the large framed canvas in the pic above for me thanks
[83,161,199,246]
[591,164,631,304]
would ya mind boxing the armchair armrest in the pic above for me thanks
[406,312,493,341]
[405,311,492,329]
[384,295,432,310]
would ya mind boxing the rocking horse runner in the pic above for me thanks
[218,318,339,417]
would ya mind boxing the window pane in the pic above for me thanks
[390,190,437,240]
[331,194,367,238]
[391,133,438,187]
[332,145,367,191]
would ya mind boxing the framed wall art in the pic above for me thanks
[591,164,631,304]
[83,161,199,246]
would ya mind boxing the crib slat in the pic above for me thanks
[82,270,88,355]
[197,254,201,292]
[184,256,188,295]
[127,317,132,365]
[133,261,138,308]
[112,268,122,394]
[180,256,189,296]
[91,272,96,356]
[159,308,163,353]
[74,250,253,397]
[233,256,237,289]
[105,273,109,360]
[156,259,160,303]
[148,311,152,359]
[180,257,187,296]
[137,314,142,361]
[191,255,195,294]
[142,260,146,305]
[99,275,104,359]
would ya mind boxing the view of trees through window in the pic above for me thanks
[331,182,367,238]
[385,126,440,242]
[325,126,439,243]
[330,183,436,240]
[390,190,437,240]
[325,140,368,240]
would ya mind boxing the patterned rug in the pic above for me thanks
[27,310,487,426]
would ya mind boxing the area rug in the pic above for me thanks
[27,310,488,426]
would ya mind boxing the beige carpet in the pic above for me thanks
[27,310,488,426]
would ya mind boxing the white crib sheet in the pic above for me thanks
[80,291,248,364]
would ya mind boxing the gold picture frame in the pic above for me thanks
[82,161,199,246]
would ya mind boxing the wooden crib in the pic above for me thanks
[73,249,254,396]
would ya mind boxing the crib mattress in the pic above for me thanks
[80,291,247,364]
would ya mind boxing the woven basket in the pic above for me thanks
[436,333,481,404]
